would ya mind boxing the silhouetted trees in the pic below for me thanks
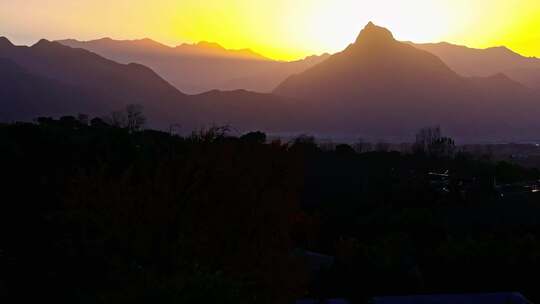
[0,119,307,304]
[414,126,456,157]
[77,113,89,126]
[126,104,146,132]
[354,138,372,153]
[375,141,390,152]
[240,131,267,144]
[335,144,355,155]
[107,110,127,128]
[104,104,146,131]
[191,125,230,142]
[290,134,319,154]
[2,118,540,303]
[90,117,109,128]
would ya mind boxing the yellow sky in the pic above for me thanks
[1,0,539,60]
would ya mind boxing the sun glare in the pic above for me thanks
[1,0,540,60]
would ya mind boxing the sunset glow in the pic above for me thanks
[1,0,540,60]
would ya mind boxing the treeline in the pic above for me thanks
[0,116,307,303]
[0,116,540,303]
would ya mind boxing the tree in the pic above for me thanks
[169,123,182,136]
[35,117,54,125]
[375,142,390,152]
[335,144,356,154]
[354,138,372,153]
[106,110,127,128]
[414,126,455,157]
[240,131,267,144]
[289,134,319,153]
[58,116,80,129]
[77,114,89,126]
[104,104,146,131]
[126,104,146,132]
[90,117,109,128]
[430,137,456,158]
[414,126,441,154]
[192,125,230,142]
[319,142,336,152]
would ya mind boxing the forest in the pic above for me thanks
[1,113,540,303]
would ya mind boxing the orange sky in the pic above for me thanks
[1,0,539,60]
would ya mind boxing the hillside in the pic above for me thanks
[410,41,540,89]
[0,37,311,133]
[58,38,330,94]
[274,23,540,142]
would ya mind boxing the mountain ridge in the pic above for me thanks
[0,36,315,134]
[0,36,190,125]
[274,22,540,141]
[58,37,270,61]
[408,41,540,88]
[3,25,540,142]
[0,36,14,48]
[57,37,329,94]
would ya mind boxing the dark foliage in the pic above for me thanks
[1,118,540,303]
[0,119,306,303]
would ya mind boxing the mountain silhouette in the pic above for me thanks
[0,37,314,133]
[2,27,540,142]
[175,41,270,60]
[275,22,467,100]
[0,37,14,48]
[185,90,318,133]
[409,42,540,89]
[0,37,193,124]
[274,22,540,141]
[0,38,182,98]
[59,38,269,60]
[0,58,99,121]
[58,38,329,94]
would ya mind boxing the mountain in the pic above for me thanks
[0,37,313,134]
[274,22,540,141]
[59,38,270,60]
[0,38,183,100]
[0,37,192,126]
[0,58,95,122]
[185,90,318,134]
[409,42,540,89]
[57,38,329,94]
[175,41,270,61]
[3,27,540,142]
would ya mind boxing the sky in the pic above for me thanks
[1,0,540,61]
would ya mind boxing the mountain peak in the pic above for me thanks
[355,22,395,45]
[175,41,269,60]
[134,38,162,45]
[32,39,52,48]
[196,41,226,50]
[0,37,14,48]
[0,37,13,46]
[31,39,71,53]
[486,46,521,57]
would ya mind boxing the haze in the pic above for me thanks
[2,0,540,60]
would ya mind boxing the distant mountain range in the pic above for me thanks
[58,38,330,94]
[274,22,540,141]
[0,36,187,124]
[57,36,540,94]
[59,38,270,61]
[409,41,540,89]
[0,36,312,134]
[0,56,92,121]
[2,23,540,142]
